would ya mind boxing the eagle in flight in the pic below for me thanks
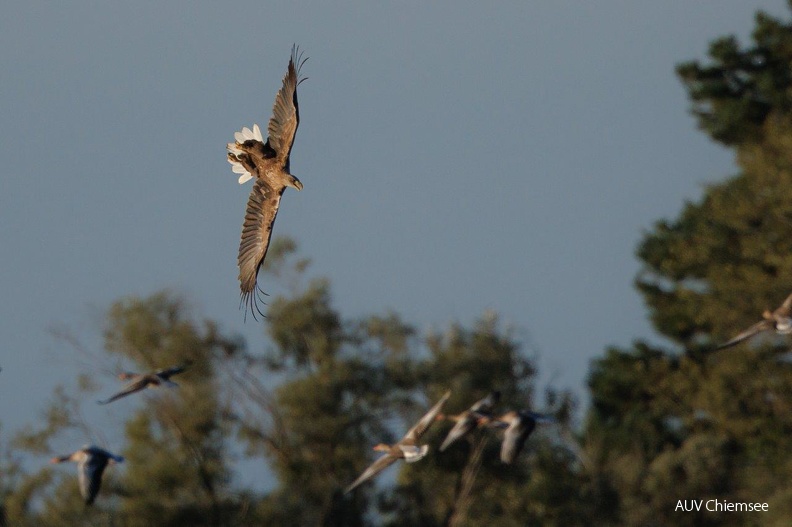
[227,46,307,318]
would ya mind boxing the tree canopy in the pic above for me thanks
[1,244,577,526]
[584,4,792,525]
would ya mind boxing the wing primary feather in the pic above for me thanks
[240,285,267,323]
[292,44,309,86]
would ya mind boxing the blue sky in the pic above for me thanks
[1,0,787,488]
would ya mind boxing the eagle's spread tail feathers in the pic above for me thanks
[227,124,264,184]
[234,124,263,143]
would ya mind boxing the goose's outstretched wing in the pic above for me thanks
[79,447,123,505]
[344,454,398,494]
[156,364,188,380]
[777,292,792,315]
[78,454,109,505]
[439,392,499,451]
[403,391,451,445]
[470,391,500,414]
[238,179,285,316]
[715,319,774,351]
[97,377,150,405]
[500,416,536,464]
[439,413,479,452]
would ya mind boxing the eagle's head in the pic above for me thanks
[288,175,303,191]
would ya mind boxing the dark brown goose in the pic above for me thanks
[716,292,792,350]
[227,46,308,318]
[50,445,124,505]
[438,391,500,452]
[345,391,451,494]
[97,364,188,405]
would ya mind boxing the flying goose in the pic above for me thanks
[485,410,555,464]
[50,445,124,505]
[227,45,308,318]
[716,292,792,350]
[438,391,500,452]
[345,391,451,493]
[97,364,188,405]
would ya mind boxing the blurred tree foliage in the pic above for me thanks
[0,242,577,526]
[677,3,792,146]
[585,3,792,526]
[220,243,584,525]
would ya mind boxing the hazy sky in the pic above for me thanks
[2,1,787,487]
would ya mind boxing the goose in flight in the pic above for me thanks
[716,292,792,350]
[485,410,555,464]
[345,391,451,493]
[438,391,500,452]
[50,445,124,505]
[97,364,188,405]
[227,46,308,318]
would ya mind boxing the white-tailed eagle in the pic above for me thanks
[227,46,307,318]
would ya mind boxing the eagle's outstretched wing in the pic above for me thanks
[238,179,285,317]
[266,45,307,169]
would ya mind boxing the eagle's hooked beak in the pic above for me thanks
[289,176,304,191]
